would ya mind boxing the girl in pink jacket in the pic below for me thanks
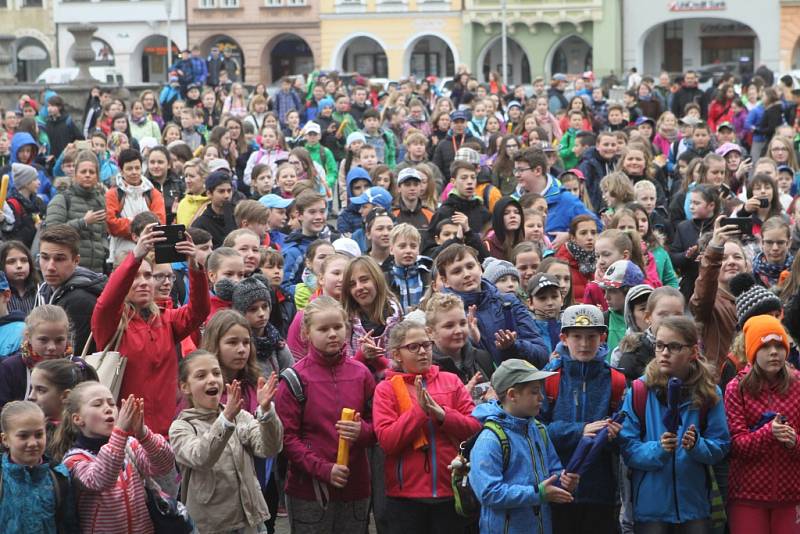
[275,296,376,534]
[52,382,175,534]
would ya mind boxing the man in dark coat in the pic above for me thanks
[671,71,709,119]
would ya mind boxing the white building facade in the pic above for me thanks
[53,0,187,84]
[623,0,780,77]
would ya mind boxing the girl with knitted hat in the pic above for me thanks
[724,315,800,534]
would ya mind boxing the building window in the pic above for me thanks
[23,0,43,7]
[199,0,216,7]
[220,0,239,7]
[336,0,364,5]
[264,0,281,6]
[286,0,306,6]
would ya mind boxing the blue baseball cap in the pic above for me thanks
[598,260,645,290]
[259,194,293,209]
[351,186,393,211]
[450,109,470,122]
[0,272,8,292]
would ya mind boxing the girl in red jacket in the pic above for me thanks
[274,296,376,534]
[91,223,210,436]
[373,320,481,534]
[53,382,175,534]
[725,315,800,534]
[554,214,597,304]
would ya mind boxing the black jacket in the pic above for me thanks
[671,85,709,119]
[669,217,714,302]
[432,342,495,385]
[4,189,45,248]
[43,114,82,161]
[149,171,186,225]
[207,56,223,86]
[432,132,484,181]
[191,203,237,249]
[36,267,107,353]
[428,192,491,242]
[578,147,617,211]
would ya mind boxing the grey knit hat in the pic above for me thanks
[729,273,783,328]
[12,163,38,189]
[215,276,272,313]
[482,257,520,285]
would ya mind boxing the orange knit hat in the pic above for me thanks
[743,315,790,365]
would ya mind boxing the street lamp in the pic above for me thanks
[501,0,507,85]
[164,0,172,77]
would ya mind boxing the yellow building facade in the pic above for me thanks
[320,0,463,81]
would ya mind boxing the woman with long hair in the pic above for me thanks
[222,82,248,119]
[708,83,737,132]
[492,134,520,196]
[484,197,525,261]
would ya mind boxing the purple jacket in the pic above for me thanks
[275,344,376,502]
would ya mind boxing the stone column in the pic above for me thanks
[67,24,98,84]
[0,35,15,83]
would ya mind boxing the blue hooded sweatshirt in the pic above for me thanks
[539,342,619,505]
[281,230,320,298]
[619,378,730,523]
[540,178,601,236]
[443,279,549,367]
[8,132,53,203]
[337,167,372,235]
[469,400,562,534]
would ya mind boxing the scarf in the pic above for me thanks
[391,263,424,313]
[566,240,596,276]
[21,342,73,369]
[658,125,679,143]
[753,251,793,287]
[74,433,110,456]
[253,322,285,372]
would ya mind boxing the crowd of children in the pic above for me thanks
[2,65,800,534]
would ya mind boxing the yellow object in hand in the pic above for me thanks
[336,408,356,465]
[0,175,8,211]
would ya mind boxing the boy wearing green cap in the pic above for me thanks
[470,358,578,534]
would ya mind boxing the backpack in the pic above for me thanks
[452,418,548,519]
[0,459,70,531]
[544,365,627,413]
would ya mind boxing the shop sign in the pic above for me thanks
[668,0,726,11]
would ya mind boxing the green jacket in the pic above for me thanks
[332,111,357,139]
[652,246,679,289]
[305,142,338,189]
[45,183,108,273]
[558,128,579,169]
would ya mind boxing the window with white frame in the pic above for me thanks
[264,0,281,6]
[220,0,238,7]
[286,0,306,6]
[199,0,215,8]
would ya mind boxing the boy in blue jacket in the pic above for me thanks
[438,243,549,367]
[539,304,626,534]
[0,272,25,358]
[470,358,578,534]
[336,166,372,235]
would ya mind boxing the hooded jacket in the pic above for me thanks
[274,344,376,502]
[613,284,657,381]
[0,311,25,360]
[45,182,108,273]
[280,230,319,298]
[6,132,52,203]
[373,365,480,499]
[337,170,371,235]
[0,453,78,534]
[91,252,209,436]
[539,343,619,504]
[169,405,283,533]
[105,176,167,239]
[469,400,562,534]
[176,193,208,226]
[619,380,730,523]
[443,280,549,367]
[538,177,601,236]
[36,266,107,353]
[578,147,617,211]
[724,367,800,505]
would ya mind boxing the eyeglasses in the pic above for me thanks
[655,341,693,354]
[398,340,434,353]
[513,167,531,176]
[153,273,177,283]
